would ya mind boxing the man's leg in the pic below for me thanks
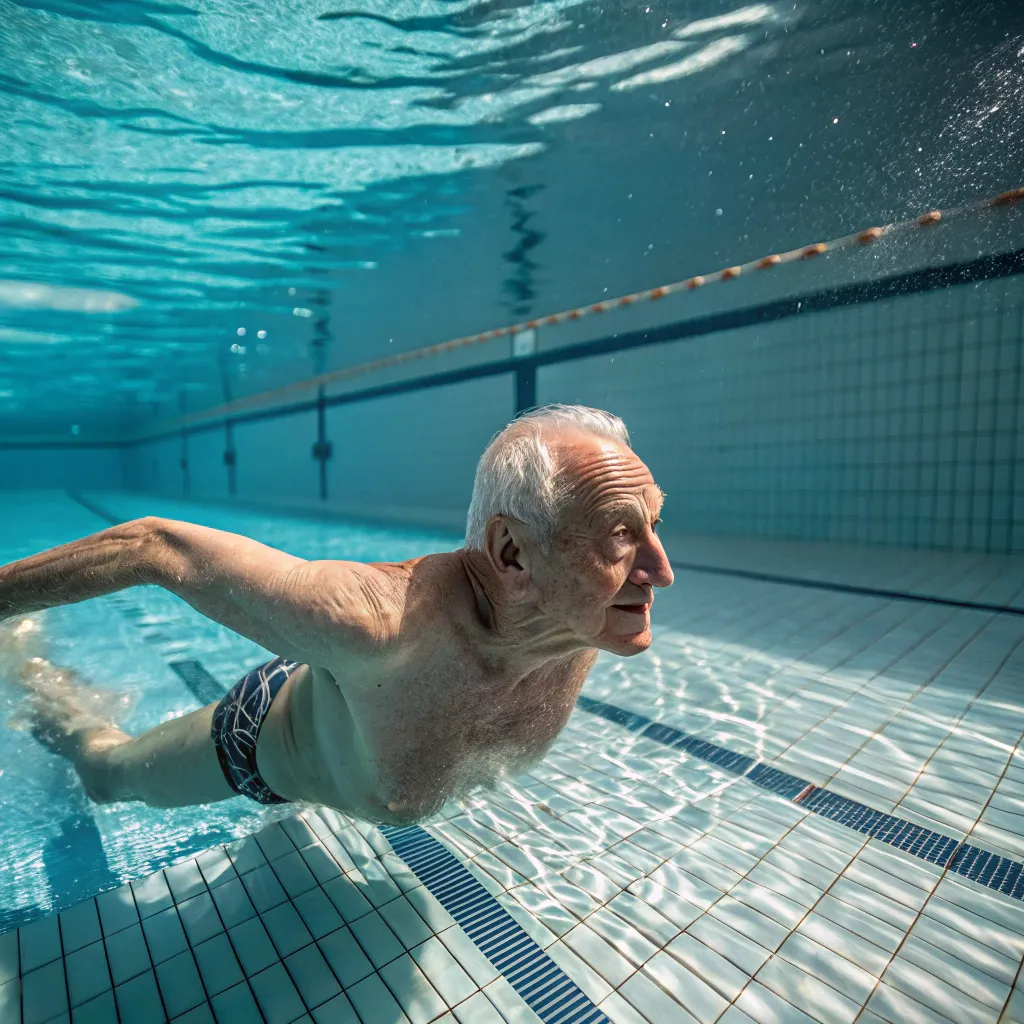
[17,657,235,808]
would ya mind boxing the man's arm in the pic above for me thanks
[0,517,389,668]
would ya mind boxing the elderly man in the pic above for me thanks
[1,405,673,823]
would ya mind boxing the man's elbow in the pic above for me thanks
[124,517,188,589]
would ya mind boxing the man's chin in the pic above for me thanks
[602,630,652,656]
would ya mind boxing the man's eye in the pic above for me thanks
[612,527,629,539]
[652,518,663,533]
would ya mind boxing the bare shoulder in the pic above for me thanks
[276,551,470,672]
[292,558,410,654]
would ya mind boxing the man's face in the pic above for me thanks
[530,434,674,656]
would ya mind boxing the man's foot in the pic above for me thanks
[9,656,131,758]
[0,616,44,678]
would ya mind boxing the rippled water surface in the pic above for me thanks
[1,0,1018,433]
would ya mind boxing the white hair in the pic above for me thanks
[465,404,630,551]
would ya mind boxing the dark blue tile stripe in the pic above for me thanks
[949,843,1024,899]
[380,824,609,1024]
[575,695,650,732]
[66,490,122,526]
[168,659,226,705]
[576,695,1024,903]
[746,762,812,800]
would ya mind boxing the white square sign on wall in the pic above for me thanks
[512,328,537,358]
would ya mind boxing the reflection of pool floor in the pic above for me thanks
[3,491,1024,1022]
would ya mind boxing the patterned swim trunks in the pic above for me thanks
[211,656,300,804]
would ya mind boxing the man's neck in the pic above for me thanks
[457,548,588,672]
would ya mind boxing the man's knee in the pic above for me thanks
[75,729,132,804]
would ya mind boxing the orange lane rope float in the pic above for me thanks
[152,185,1024,438]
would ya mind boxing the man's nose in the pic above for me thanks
[629,532,674,589]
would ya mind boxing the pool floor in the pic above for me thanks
[2,490,1024,1023]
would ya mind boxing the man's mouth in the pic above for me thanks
[613,603,649,614]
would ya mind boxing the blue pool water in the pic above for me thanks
[0,491,461,931]
[0,0,1015,438]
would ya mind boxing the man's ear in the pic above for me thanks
[485,516,533,593]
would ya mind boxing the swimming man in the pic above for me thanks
[0,405,673,824]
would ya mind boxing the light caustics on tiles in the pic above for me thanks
[576,695,1024,903]
[73,485,1024,908]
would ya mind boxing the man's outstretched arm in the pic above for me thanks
[0,518,161,618]
[0,517,386,668]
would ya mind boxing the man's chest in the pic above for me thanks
[360,654,593,799]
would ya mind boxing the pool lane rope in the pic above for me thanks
[153,185,1024,437]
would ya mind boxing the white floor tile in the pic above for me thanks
[619,969,700,1024]
[409,935,478,1007]
[378,954,448,1024]
[249,961,306,1024]
[345,972,412,1024]
[283,944,341,1010]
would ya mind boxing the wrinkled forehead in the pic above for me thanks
[550,432,663,519]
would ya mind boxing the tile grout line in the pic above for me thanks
[715,808,875,1022]
[177,854,268,1024]
[565,699,1007,1023]
[1001,946,1024,1024]
[610,782,870,1021]
[57,902,72,1024]
[944,694,1024,1024]
[129,880,175,1024]
[848,818,1000,1024]
[855,630,1024,862]
[757,599,972,789]
[95,895,125,1024]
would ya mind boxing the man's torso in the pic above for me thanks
[254,552,597,821]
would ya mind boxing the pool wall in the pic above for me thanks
[122,215,1024,552]
[0,446,125,492]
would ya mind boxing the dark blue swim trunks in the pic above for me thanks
[211,656,301,804]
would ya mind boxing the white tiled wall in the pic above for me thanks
[120,274,1024,553]
[539,275,1024,553]
[323,375,513,527]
